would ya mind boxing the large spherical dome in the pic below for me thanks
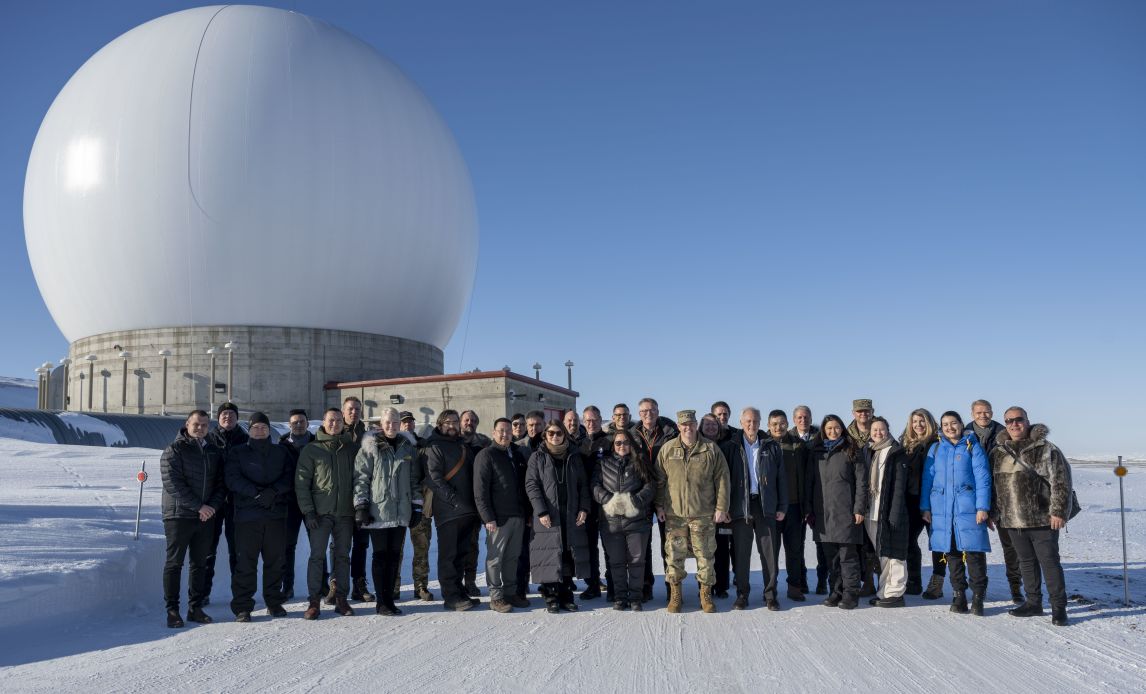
[24,5,477,350]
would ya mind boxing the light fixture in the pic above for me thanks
[389,394,403,405]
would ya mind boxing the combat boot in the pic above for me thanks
[699,585,716,613]
[324,578,337,606]
[304,599,321,620]
[335,595,355,616]
[921,574,944,600]
[971,593,984,616]
[415,583,434,601]
[351,577,374,602]
[667,582,683,613]
[950,591,969,614]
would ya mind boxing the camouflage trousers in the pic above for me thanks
[403,516,433,589]
[664,516,717,586]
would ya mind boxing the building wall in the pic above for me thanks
[58,326,442,420]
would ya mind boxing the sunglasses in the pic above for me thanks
[1005,417,1027,425]
[613,441,630,447]
[545,430,564,437]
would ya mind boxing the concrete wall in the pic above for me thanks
[57,326,442,420]
[341,375,576,435]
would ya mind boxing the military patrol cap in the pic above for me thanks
[399,410,416,422]
[852,399,874,412]
[676,409,697,424]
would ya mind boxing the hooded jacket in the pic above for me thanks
[990,424,1072,528]
[161,429,226,520]
[921,433,992,553]
[294,428,358,518]
[353,431,423,529]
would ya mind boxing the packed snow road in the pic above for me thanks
[0,439,1142,693]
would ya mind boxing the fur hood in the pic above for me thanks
[995,423,1050,449]
[360,430,417,456]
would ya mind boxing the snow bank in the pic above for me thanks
[0,376,37,409]
[0,415,55,444]
[57,412,129,446]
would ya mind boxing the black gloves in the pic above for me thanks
[255,489,276,510]
[409,505,423,528]
[304,512,319,531]
[355,505,374,528]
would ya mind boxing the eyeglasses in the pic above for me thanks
[613,441,630,447]
[545,430,564,438]
[1005,417,1026,425]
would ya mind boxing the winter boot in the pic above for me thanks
[187,606,213,624]
[838,593,858,610]
[490,598,513,613]
[1051,606,1069,626]
[303,599,321,620]
[699,584,716,613]
[268,605,288,618]
[814,576,828,595]
[787,585,806,602]
[351,577,374,602]
[733,594,748,610]
[630,597,643,612]
[415,583,434,601]
[921,574,944,600]
[667,582,683,614]
[466,580,481,597]
[1010,584,1025,605]
[324,578,337,606]
[950,591,969,614]
[1009,602,1044,618]
[580,585,602,600]
[823,593,842,608]
[376,601,401,616]
[508,594,531,609]
[334,595,355,616]
[971,593,984,616]
[166,609,185,628]
[235,611,251,623]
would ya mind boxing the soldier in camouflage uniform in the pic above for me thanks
[399,411,434,600]
[655,410,731,614]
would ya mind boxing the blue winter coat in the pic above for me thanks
[920,434,992,553]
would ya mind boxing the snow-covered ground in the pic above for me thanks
[0,437,1142,693]
[0,376,37,409]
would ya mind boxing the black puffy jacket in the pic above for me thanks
[225,438,295,522]
[473,444,528,525]
[591,454,655,533]
[161,429,226,520]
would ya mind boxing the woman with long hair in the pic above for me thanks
[921,411,992,616]
[900,408,943,598]
[591,428,656,611]
[864,417,909,607]
[810,414,869,610]
[525,420,590,613]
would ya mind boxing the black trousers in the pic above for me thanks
[823,542,860,599]
[205,497,236,598]
[282,505,304,595]
[438,516,480,603]
[731,498,779,601]
[602,528,650,603]
[775,503,806,589]
[714,522,733,593]
[946,530,987,595]
[997,526,1024,591]
[515,526,532,599]
[346,527,371,582]
[369,527,407,607]
[465,523,481,587]
[1009,526,1067,609]
[163,517,216,611]
[230,518,286,614]
[815,539,830,585]
[307,516,352,601]
[584,506,603,586]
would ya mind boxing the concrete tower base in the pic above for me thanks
[59,326,442,420]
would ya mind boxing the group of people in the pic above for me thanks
[160,396,1074,628]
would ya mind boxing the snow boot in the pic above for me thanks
[490,598,513,613]
[187,606,213,624]
[166,609,185,628]
[877,596,905,608]
[1009,602,1044,618]
[268,605,288,618]
[838,594,858,610]
[508,594,531,609]
[1051,606,1069,626]
[823,593,842,607]
[466,581,481,597]
[950,591,969,614]
[235,611,251,623]
[630,598,643,612]
[765,599,780,612]
[335,595,355,616]
[580,585,602,600]
[971,593,984,616]
[814,576,828,595]
[376,601,401,616]
[700,585,716,613]
[415,583,434,601]
[921,574,944,600]
[667,582,683,614]
[351,577,374,602]
[733,594,748,610]
[787,586,806,602]
[304,599,321,620]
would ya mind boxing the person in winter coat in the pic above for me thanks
[459,409,490,598]
[225,412,295,622]
[525,420,590,613]
[592,428,656,611]
[767,410,814,603]
[899,408,943,599]
[204,401,248,605]
[720,407,788,612]
[809,414,869,610]
[966,399,1024,605]
[423,409,481,611]
[278,408,314,601]
[474,417,531,613]
[632,397,680,603]
[295,408,359,619]
[160,410,226,628]
[353,407,423,616]
[863,418,909,608]
[579,405,611,600]
[921,411,992,616]
[701,413,733,599]
[400,410,434,601]
[792,405,825,595]
[991,407,1072,627]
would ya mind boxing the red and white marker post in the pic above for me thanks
[134,461,148,541]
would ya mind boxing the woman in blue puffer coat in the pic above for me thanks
[921,410,992,617]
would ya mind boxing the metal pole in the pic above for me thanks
[78,373,85,412]
[227,349,234,403]
[1117,456,1129,606]
[134,461,148,540]
[121,357,128,413]
[208,348,217,413]
[87,360,94,410]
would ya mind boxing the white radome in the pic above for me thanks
[24,5,477,350]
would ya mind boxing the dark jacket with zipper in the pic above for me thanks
[866,442,909,559]
[773,430,813,517]
[294,428,357,518]
[422,430,478,525]
[721,430,788,520]
[161,429,226,520]
[526,447,590,583]
[810,437,869,544]
[473,443,529,525]
[225,438,295,522]
[278,431,314,518]
[630,417,679,469]
[592,453,656,534]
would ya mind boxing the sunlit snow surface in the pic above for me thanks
[0,438,1142,693]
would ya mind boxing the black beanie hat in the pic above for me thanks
[217,402,239,417]
[248,411,270,427]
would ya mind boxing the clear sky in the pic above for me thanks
[2,1,1144,456]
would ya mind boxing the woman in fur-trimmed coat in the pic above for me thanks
[592,428,656,611]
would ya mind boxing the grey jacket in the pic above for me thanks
[353,431,423,529]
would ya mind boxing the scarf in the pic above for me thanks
[545,440,569,458]
[869,437,895,494]
[823,436,843,452]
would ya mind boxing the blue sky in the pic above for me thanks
[2,1,1144,455]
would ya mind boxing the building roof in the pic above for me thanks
[327,369,579,398]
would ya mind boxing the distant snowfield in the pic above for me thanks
[0,438,1142,693]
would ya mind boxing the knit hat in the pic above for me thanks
[217,402,239,417]
[248,411,270,427]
